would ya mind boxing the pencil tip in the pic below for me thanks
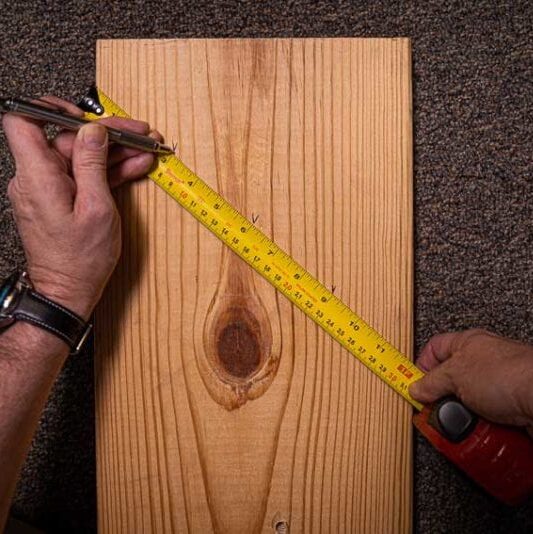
[159,144,175,155]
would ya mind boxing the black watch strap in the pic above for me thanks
[14,289,92,354]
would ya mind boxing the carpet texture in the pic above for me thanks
[0,1,531,532]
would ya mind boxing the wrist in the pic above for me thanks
[31,283,95,321]
[0,320,69,364]
[0,271,94,355]
[29,273,99,321]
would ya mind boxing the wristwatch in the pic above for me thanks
[0,271,92,354]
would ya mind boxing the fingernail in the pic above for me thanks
[81,123,107,148]
[148,129,164,141]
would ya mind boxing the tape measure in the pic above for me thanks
[78,85,533,506]
[79,85,424,410]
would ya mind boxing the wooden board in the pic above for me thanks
[95,38,413,533]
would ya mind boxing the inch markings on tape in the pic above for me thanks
[81,86,424,410]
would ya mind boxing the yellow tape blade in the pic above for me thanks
[84,87,424,411]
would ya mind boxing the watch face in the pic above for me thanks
[0,272,21,328]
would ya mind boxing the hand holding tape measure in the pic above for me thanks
[6,86,532,505]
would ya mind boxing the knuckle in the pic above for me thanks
[6,178,16,200]
[80,193,116,222]
[466,327,489,336]
[7,177,29,208]
[78,152,107,171]
[450,329,490,354]
[91,202,115,223]
[463,328,491,343]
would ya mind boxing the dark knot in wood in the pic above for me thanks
[202,291,279,410]
[211,305,264,382]
[217,320,261,379]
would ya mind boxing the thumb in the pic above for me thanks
[72,123,110,201]
[409,363,457,404]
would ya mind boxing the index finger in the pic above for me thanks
[2,95,82,175]
[34,95,85,117]
[416,332,462,372]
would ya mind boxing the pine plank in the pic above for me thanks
[95,38,413,533]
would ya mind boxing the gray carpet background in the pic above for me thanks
[0,1,532,532]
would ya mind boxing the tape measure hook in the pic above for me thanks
[78,84,105,116]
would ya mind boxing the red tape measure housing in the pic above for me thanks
[413,405,533,505]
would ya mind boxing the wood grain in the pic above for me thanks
[95,38,413,533]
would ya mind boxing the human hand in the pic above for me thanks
[2,95,164,319]
[409,329,533,436]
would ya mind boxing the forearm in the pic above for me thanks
[0,322,69,526]
[0,97,157,529]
